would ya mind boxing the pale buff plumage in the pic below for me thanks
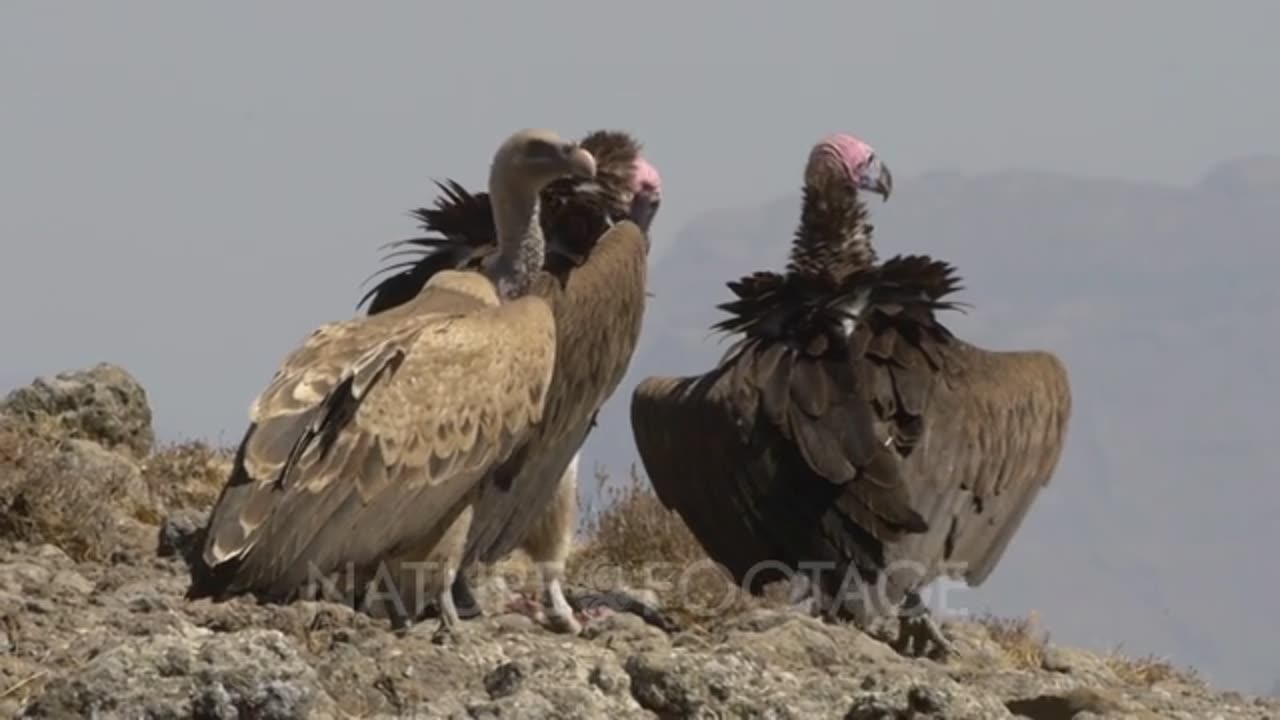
[357,132,659,634]
[188,129,597,638]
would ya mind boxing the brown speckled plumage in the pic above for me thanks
[354,130,655,628]
[186,130,594,617]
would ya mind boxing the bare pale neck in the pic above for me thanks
[486,181,546,300]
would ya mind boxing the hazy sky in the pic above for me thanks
[4,2,1277,443]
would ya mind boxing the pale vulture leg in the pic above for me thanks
[431,566,464,644]
[892,591,957,660]
[517,453,582,634]
[388,505,473,643]
[786,574,821,616]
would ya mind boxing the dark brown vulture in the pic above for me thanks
[630,133,1071,656]
[186,128,598,639]
[357,130,661,633]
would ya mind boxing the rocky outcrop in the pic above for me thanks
[1,364,1276,719]
[1,363,153,458]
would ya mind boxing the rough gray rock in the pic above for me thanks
[2,528,1276,720]
[1,363,154,457]
[20,628,336,719]
[157,508,206,561]
[2,363,1278,719]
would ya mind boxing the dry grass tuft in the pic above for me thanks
[0,415,232,560]
[975,611,1202,686]
[569,464,758,624]
[0,417,125,561]
[137,440,233,523]
[975,611,1049,669]
[1103,647,1203,687]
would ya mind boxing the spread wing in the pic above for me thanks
[633,255,1069,598]
[894,344,1071,585]
[630,329,931,596]
[631,368,789,591]
[190,273,557,600]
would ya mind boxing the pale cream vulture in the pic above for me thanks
[356,130,661,633]
[187,128,597,638]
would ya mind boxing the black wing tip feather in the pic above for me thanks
[902,510,929,534]
[184,522,257,602]
[357,178,495,315]
[185,554,239,602]
[360,131,643,316]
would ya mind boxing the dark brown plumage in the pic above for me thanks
[360,130,655,314]
[357,130,659,632]
[630,134,1070,652]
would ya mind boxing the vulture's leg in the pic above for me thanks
[359,564,414,637]
[427,507,474,644]
[517,454,583,635]
[892,591,956,660]
[450,574,484,620]
[540,563,582,635]
[385,599,412,638]
[431,567,465,645]
[784,574,822,616]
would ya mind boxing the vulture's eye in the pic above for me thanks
[526,139,558,158]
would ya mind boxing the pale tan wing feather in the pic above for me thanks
[193,270,557,599]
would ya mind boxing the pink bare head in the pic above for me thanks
[628,155,662,232]
[805,133,892,200]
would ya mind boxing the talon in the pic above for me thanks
[546,612,583,635]
[890,591,962,661]
[431,622,463,646]
[892,595,958,661]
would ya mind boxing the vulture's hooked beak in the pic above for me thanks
[566,146,598,180]
[858,157,893,201]
[629,192,661,234]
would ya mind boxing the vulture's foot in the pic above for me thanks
[378,596,417,639]
[545,611,583,635]
[430,572,467,645]
[784,576,821,617]
[789,597,819,617]
[430,620,466,646]
[504,591,584,635]
[544,578,583,635]
[892,602,956,661]
[388,612,412,639]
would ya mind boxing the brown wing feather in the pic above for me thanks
[190,270,557,601]
[464,220,649,565]
[632,370,793,591]
[634,273,1069,606]
[634,330,931,597]
[893,344,1071,586]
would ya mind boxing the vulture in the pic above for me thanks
[186,128,598,639]
[356,130,661,633]
[630,133,1071,657]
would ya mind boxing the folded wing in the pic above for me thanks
[191,274,557,600]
